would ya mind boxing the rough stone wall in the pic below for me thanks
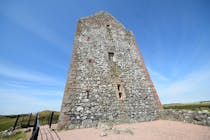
[58,11,162,129]
[160,109,210,127]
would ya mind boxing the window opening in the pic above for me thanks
[108,52,114,61]
[87,92,89,99]
[119,92,122,99]
[117,84,124,100]
[88,59,93,63]
[86,89,90,99]
[117,84,120,91]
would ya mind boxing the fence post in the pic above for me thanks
[30,113,40,140]
[13,115,20,131]
[49,112,54,128]
[32,113,38,133]
[34,127,39,140]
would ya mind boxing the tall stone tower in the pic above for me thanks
[58,11,162,129]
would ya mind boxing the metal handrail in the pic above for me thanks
[48,111,54,128]
[30,113,40,140]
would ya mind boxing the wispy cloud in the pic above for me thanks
[148,67,168,82]
[0,63,63,85]
[151,68,210,104]
[0,91,62,115]
[160,70,210,95]
[0,6,70,53]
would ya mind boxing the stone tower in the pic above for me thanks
[58,11,162,129]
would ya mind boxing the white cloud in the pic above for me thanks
[148,67,168,82]
[160,70,210,95]
[154,69,210,104]
[0,6,70,53]
[0,63,63,85]
[0,88,63,115]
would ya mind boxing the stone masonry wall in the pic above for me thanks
[160,109,210,127]
[58,11,162,129]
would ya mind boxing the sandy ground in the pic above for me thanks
[39,120,210,140]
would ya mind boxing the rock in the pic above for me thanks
[207,122,210,126]
[187,110,193,114]
[86,110,91,114]
[97,122,113,131]
[113,128,120,134]
[82,116,87,120]
[82,99,89,103]
[100,131,107,137]
[120,128,134,135]
[184,116,190,119]
[76,106,83,112]
[194,115,202,121]
[201,120,207,125]
[113,128,134,135]
[201,110,209,114]
[198,111,202,114]
[207,117,210,126]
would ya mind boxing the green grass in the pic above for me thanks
[1,102,209,132]
[0,110,59,132]
[163,101,210,112]
[0,116,16,132]
[39,110,59,125]
[0,131,27,140]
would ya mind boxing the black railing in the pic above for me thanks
[30,113,40,140]
[13,115,20,131]
[10,111,58,140]
[13,113,32,130]
[48,111,54,128]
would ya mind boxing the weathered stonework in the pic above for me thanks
[160,109,210,127]
[58,11,162,129]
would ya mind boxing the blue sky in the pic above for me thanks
[0,0,210,115]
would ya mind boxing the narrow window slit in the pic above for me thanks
[87,92,89,99]
[117,84,124,100]
[117,84,120,91]
[108,52,114,61]
[88,59,93,63]
[119,92,122,99]
[86,89,90,99]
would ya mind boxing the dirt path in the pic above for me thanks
[39,120,210,140]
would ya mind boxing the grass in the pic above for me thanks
[0,131,27,140]
[163,101,210,112]
[0,110,59,132]
[0,102,209,133]
[39,110,59,125]
[0,116,16,132]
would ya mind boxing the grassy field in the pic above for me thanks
[0,131,28,140]
[0,110,59,132]
[0,102,210,132]
[0,116,16,132]
[163,101,210,112]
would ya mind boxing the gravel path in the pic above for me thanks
[40,120,210,140]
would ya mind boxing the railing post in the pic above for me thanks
[49,112,54,128]
[32,113,38,133]
[30,113,40,140]
[33,127,39,140]
[13,115,20,131]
